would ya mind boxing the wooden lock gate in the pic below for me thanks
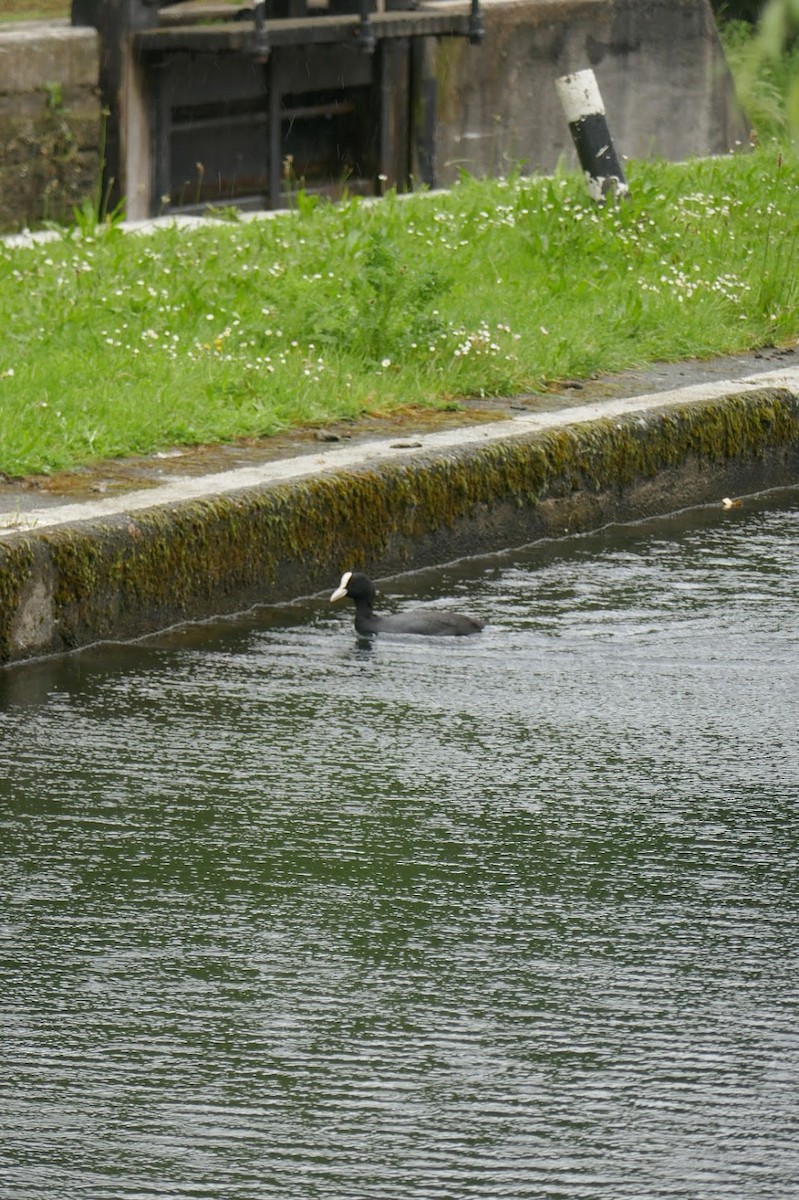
[70,0,483,219]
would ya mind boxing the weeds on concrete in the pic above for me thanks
[0,146,797,477]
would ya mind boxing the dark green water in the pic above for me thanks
[2,493,798,1200]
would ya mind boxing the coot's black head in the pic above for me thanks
[330,570,375,607]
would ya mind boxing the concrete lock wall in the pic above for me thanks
[424,0,750,185]
[2,386,799,665]
[0,22,101,230]
[0,0,747,230]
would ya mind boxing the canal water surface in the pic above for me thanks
[2,492,798,1199]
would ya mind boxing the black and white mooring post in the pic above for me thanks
[555,70,629,204]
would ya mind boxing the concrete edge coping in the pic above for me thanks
[0,20,86,40]
[3,365,798,540]
[0,21,99,95]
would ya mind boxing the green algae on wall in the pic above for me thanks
[2,388,799,664]
[0,538,36,660]
[0,91,101,232]
[562,390,799,492]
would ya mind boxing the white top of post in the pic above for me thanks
[555,69,605,124]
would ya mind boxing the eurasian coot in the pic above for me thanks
[330,571,483,636]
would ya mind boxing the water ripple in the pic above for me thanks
[1,494,799,1198]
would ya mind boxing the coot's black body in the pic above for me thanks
[330,571,483,637]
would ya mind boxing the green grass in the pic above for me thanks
[0,0,69,20]
[721,18,799,141]
[0,0,244,20]
[1,148,798,477]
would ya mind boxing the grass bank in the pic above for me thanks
[0,0,240,19]
[1,148,798,477]
[0,0,69,20]
[721,18,799,141]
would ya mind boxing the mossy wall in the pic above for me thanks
[1,389,798,664]
[0,25,100,231]
[0,95,100,230]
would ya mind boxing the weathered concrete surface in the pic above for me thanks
[421,0,750,185]
[0,21,101,230]
[0,21,98,93]
[1,366,798,665]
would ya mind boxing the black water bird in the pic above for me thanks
[330,571,483,637]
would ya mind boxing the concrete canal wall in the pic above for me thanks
[0,22,101,230]
[1,375,798,664]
